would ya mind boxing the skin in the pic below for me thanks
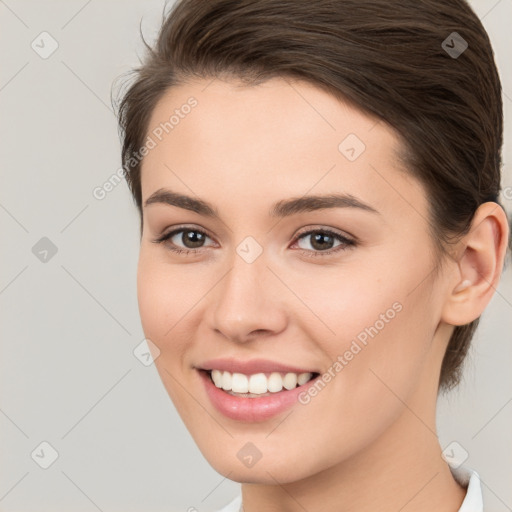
[136,76,509,512]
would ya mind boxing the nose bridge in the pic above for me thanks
[209,247,286,342]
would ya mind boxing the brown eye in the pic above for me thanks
[301,231,336,251]
[153,227,214,255]
[175,229,207,249]
[293,229,355,257]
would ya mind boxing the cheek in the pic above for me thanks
[291,250,436,404]
[136,251,199,411]
[136,247,198,343]
[273,269,436,474]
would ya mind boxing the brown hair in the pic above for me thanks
[114,0,511,392]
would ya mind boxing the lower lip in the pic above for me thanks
[198,370,319,422]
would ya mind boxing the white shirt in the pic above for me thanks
[215,466,482,512]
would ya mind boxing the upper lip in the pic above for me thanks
[196,358,319,375]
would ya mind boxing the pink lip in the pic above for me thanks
[197,357,318,375]
[198,369,320,422]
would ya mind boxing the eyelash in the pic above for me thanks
[152,225,356,258]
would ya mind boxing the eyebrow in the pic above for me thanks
[144,188,380,218]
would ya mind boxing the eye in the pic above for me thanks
[152,226,214,255]
[152,225,356,258]
[291,228,355,257]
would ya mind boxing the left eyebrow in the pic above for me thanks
[269,193,380,217]
[143,188,380,219]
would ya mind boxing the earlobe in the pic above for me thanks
[441,202,509,327]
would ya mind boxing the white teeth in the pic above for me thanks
[283,373,298,390]
[297,372,311,386]
[221,371,232,391]
[209,370,315,395]
[267,372,283,392]
[211,369,223,387]
[232,373,249,393]
[248,373,267,394]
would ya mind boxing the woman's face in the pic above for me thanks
[137,76,453,483]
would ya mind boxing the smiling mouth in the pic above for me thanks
[203,369,320,398]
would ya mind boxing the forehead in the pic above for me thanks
[140,76,425,221]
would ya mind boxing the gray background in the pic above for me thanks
[0,1,511,511]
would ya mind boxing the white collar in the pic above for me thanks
[450,465,483,512]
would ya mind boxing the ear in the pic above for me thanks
[441,202,510,326]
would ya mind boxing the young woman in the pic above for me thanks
[115,0,510,510]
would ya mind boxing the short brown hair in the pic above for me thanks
[114,0,511,392]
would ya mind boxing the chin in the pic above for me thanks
[212,463,303,485]
[198,444,319,485]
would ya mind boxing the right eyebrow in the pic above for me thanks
[144,188,220,218]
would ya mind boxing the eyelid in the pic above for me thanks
[293,224,356,242]
[153,224,216,244]
[290,227,356,257]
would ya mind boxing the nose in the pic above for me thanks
[207,252,288,343]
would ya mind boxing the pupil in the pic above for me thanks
[311,232,333,251]
[184,230,205,248]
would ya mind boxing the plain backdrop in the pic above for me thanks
[1,1,511,511]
